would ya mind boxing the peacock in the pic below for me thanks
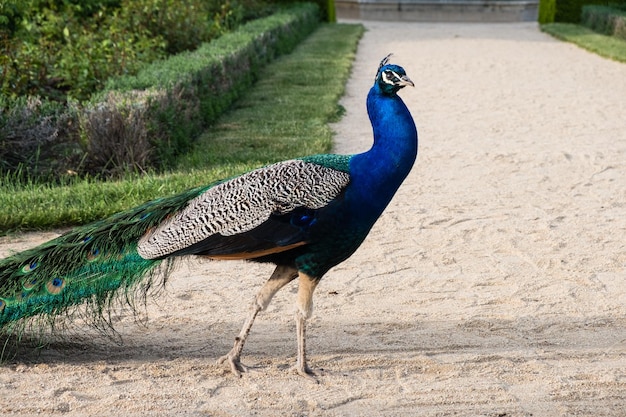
[0,54,417,379]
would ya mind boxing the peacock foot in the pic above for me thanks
[217,351,250,377]
[292,363,319,383]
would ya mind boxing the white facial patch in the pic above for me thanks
[381,70,402,85]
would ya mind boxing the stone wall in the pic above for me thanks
[336,0,539,22]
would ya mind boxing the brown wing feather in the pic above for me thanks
[205,242,307,260]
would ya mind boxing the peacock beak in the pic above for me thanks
[398,75,414,88]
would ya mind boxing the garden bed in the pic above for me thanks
[0,3,320,180]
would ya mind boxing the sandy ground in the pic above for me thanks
[1,21,626,416]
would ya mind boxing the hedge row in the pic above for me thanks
[0,0,269,103]
[538,0,556,24]
[581,4,626,40]
[0,3,320,180]
[538,0,623,24]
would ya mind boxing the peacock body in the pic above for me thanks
[0,55,417,379]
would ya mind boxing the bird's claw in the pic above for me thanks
[217,352,249,377]
[292,364,319,383]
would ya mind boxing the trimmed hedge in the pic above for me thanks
[0,96,80,178]
[98,2,320,168]
[0,0,271,102]
[0,3,320,180]
[538,0,625,24]
[553,0,619,23]
[582,5,626,40]
[538,0,556,24]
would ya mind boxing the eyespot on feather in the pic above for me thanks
[46,278,66,294]
[86,248,101,262]
[23,277,39,291]
[14,291,29,301]
[20,261,38,274]
[0,298,6,312]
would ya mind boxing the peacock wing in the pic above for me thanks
[137,159,350,260]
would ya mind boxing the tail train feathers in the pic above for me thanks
[0,185,207,331]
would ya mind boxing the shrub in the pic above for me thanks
[80,92,154,176]
[1,1,164,102]
[0,0,274,102]
[538,0,556,24]
[582,5,626,41]
[0,3,320,181]
[553,0,618,23]
[99,2,320,169]
[0,96,79,180]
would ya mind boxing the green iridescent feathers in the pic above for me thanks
[0,185,208,333]
[298,154,351,173]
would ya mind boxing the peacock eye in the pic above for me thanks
[383,70,403,86]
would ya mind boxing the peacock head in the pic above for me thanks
[375,54,414,96]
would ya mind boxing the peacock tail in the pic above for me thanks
[0,185,207,333]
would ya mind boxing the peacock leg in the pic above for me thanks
[293,271,319,381]
[218,264,298,377]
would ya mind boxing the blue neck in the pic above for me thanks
[349,84,418,213]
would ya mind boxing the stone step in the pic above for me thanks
[336,0,539,22]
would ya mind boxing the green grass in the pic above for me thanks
[0,23,365,235]
[541,23,626,63]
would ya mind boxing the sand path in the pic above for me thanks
[1,21,626,416]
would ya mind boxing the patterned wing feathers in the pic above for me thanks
[137,160,350,260]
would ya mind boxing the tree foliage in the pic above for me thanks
[0,0,272,102]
